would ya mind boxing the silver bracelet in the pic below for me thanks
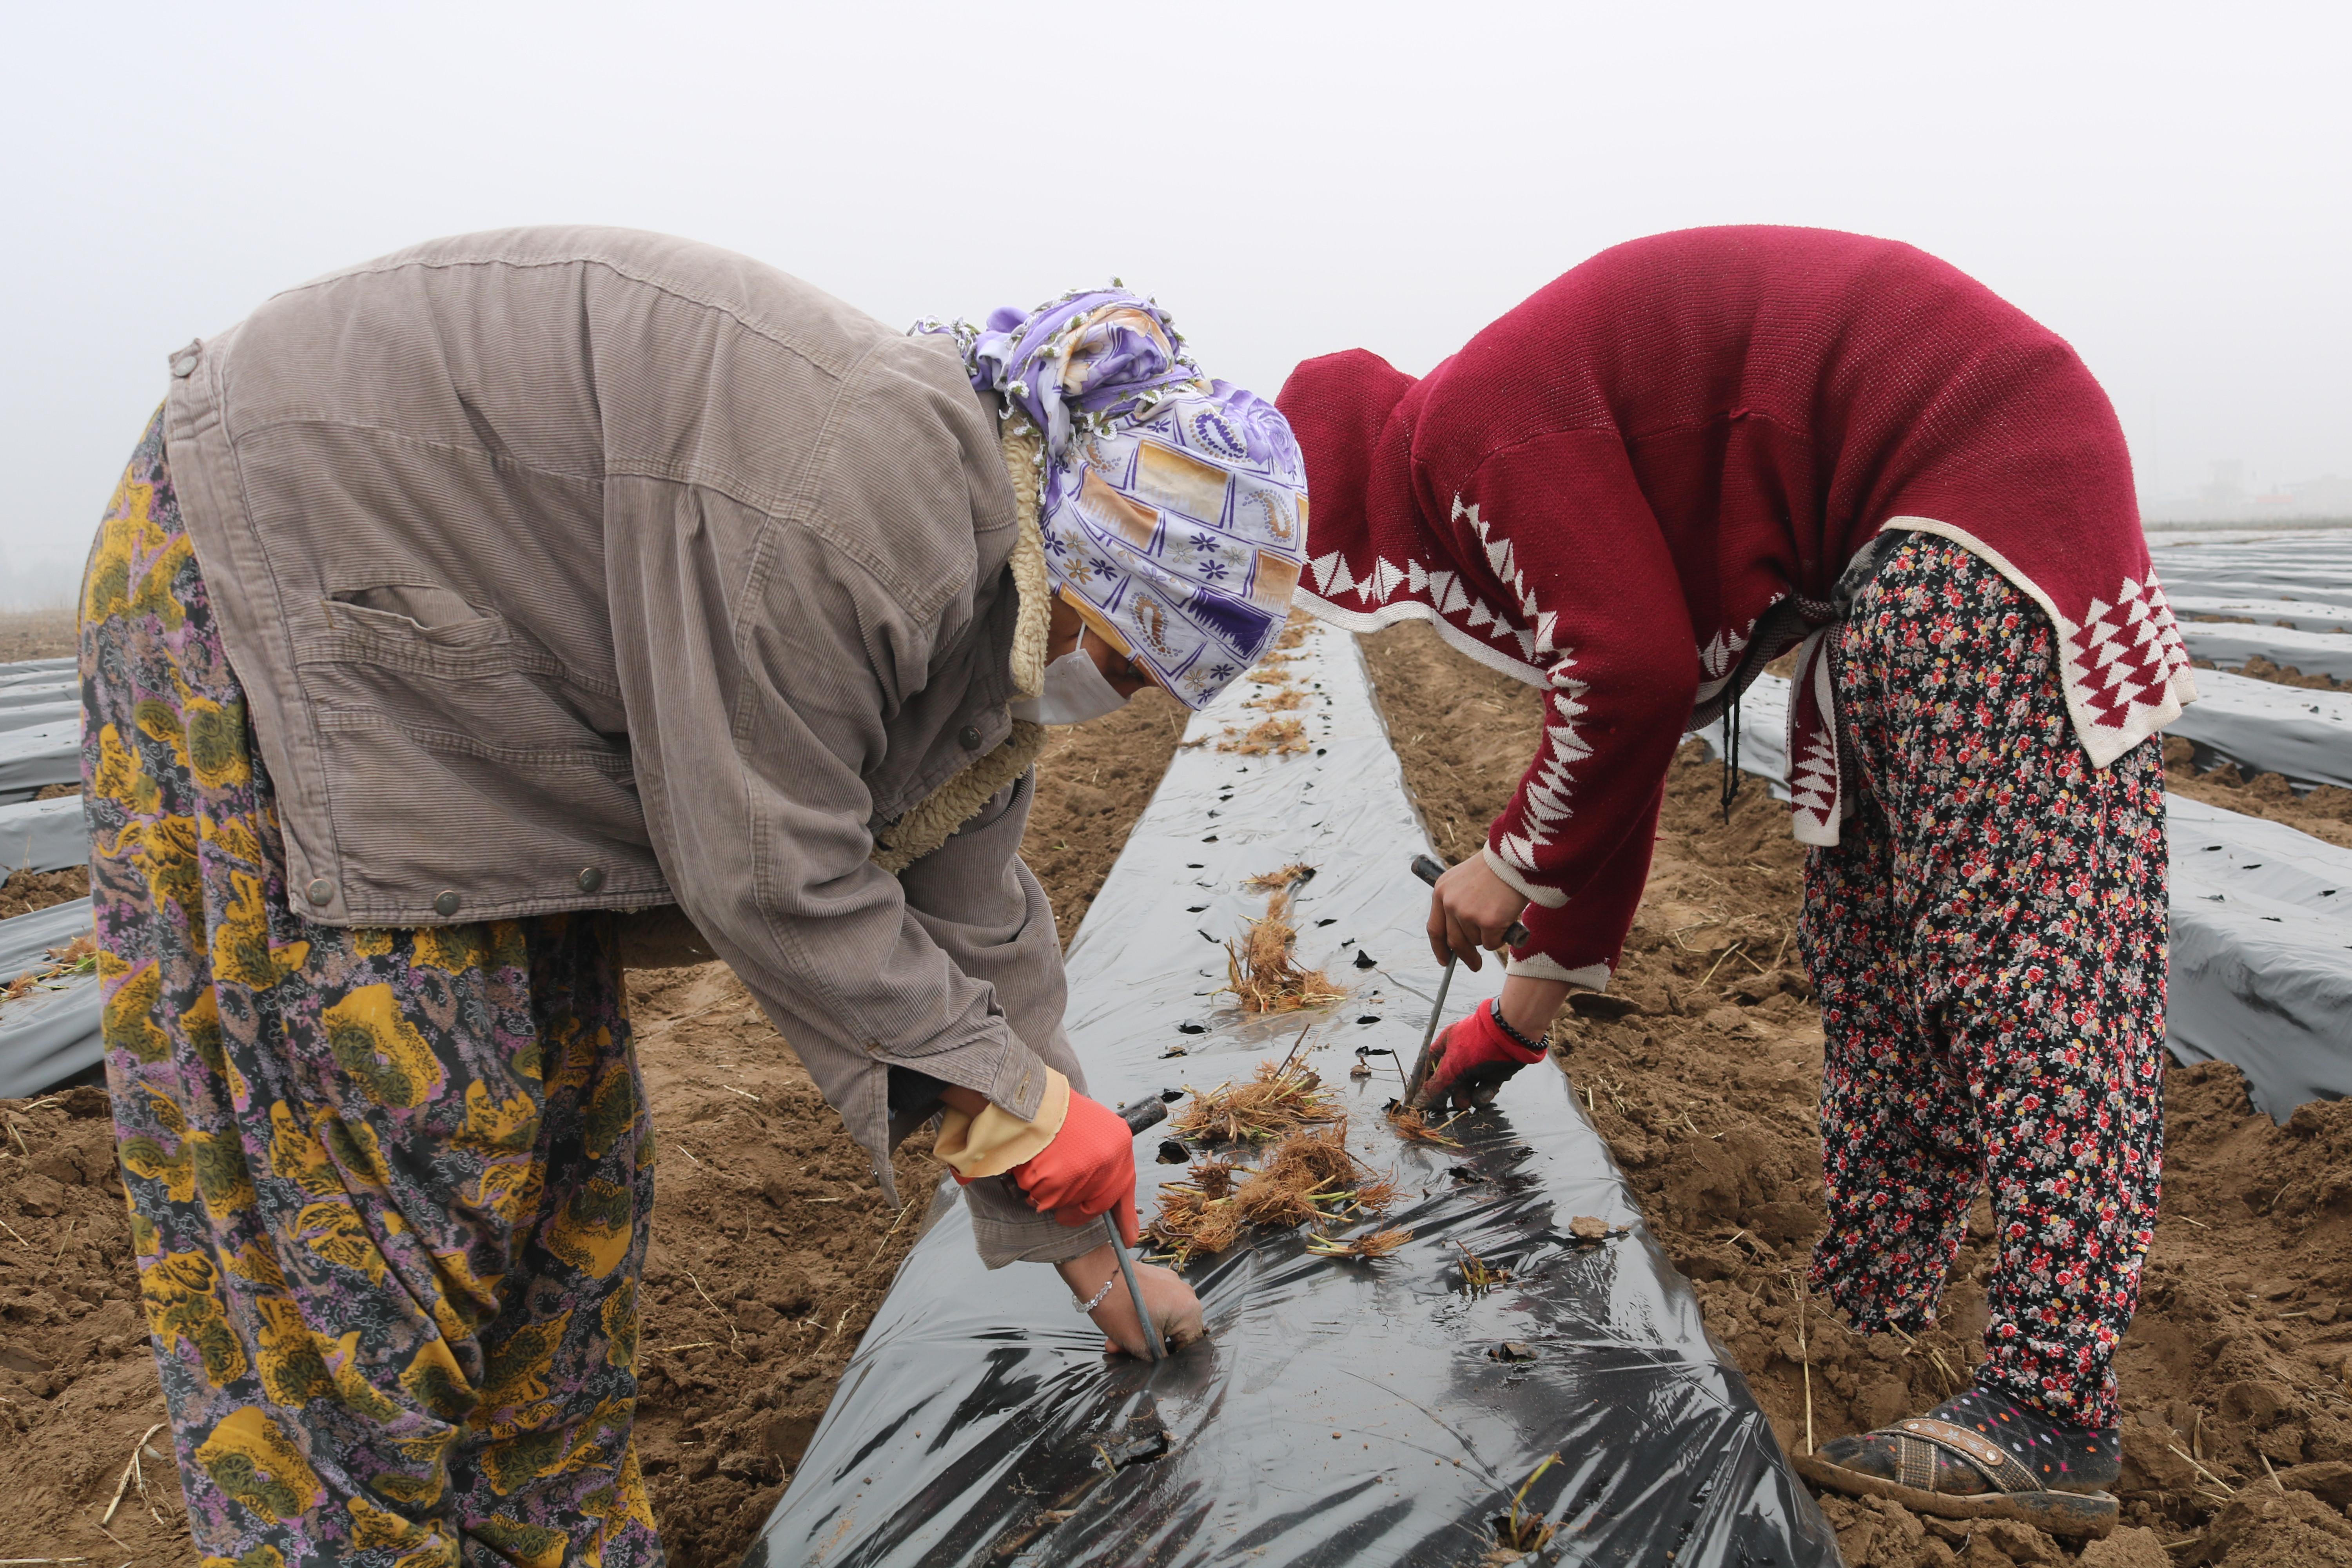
[1073,1276,1117,1314]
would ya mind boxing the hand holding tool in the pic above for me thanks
[1407,855,1529,1101]
[1412,854,1529,949]
[1107,1095,1173,1361]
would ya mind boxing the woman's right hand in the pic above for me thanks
[1056,1245,1205,1357]
[1426,854,1531,970]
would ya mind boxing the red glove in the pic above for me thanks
[1412,999,1547,1110]
[1009,1092,1139,1246]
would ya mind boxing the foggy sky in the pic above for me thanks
[5,1,2346,599]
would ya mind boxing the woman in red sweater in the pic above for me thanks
[1279,226,2191,1539]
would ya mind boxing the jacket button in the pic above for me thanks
[169,344,200,377]
[958,725,983,750]
[305,878,334,906]
[576,867,605,893]
[433,890,460,917]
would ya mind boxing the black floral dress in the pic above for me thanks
[1800,533,2167,1430]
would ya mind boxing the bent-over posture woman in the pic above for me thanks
[84,227,1305,1566]
[1278,225,2190,1539]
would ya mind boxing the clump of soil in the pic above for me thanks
[2164,734,2352,851]
[1363,617,2352,1567]
[2190,645,2348,692]
[0,866,88,921]
[0,694,1185,1568]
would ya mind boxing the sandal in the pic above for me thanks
[1794,1416,2119,1540]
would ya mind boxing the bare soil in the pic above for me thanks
[0,867,89,922]
[2163,739,2352,852]
[2171,639,2352,850]
[1362,618,2352,1567]
[9,618,2349,1567]
[2220,652,2346,693]
[0,607,76,664]
[0,698,1184,1567]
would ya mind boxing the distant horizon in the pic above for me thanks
[5,4,2345,601]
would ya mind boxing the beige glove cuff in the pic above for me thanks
[934,1067,1071,1180]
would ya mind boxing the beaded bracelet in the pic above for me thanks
[1489,998,1543,1052]
[1073,1276,1117,1314]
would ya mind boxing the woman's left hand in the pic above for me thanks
[1055,1246,1204,1357]
[1426,855,1530,970]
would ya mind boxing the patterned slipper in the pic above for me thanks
[1795,1416,2119,1539]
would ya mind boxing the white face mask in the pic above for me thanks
[1012,647,1135,726]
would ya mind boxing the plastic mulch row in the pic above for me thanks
[742,617,1833,1567]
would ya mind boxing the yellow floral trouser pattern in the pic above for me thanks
[86,411,663,1568]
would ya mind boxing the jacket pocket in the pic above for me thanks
[299,588,635,805]
[319,585,543,672]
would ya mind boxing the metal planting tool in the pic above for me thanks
[1109,1095,1174,1361]
[1405,854,1529,1103]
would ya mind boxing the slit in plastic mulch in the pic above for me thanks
[993,1428,1175,1556]
[1490,1452,1565,1560]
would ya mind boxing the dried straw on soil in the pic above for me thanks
[1145,1110,1398,1270]
[1384,1102,1464,1146]
[1223,890,1344,1013]
[1303,1227,1414,1260]
[1170,1058,1340,1142]
[1216,715,1310,755]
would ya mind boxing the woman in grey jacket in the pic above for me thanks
[83,228,1306,1566]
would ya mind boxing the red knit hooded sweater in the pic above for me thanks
[1278,226,2192,989]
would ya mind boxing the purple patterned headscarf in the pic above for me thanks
[917,288,1309,710]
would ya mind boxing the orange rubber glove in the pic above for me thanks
[1009,1091,1139,1246]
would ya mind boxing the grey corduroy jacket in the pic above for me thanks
[161,228,1085,1257]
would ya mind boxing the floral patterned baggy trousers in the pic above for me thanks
[1800,533,2167,1431]
[84,411,664,1567]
